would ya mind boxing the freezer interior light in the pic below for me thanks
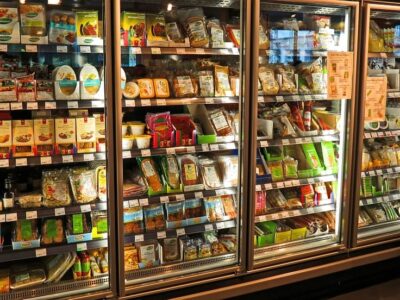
[167,3,173,11]
[48,0,61,4]
[19,0,26,4]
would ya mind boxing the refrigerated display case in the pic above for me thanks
[0,1,116,299]
[248,0,359,268]
[353,2,400,246]
[112,0,251,296]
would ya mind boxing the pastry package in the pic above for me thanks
[124,245,139,271]
[208,107,234,136]
[123,169,148,198]
[160,155,181,191]
[153,78,170,98]
[138,78,155,99]
[207,18,225,48]
[300,184,315,207]
[221,195,237,219]
[66,213,91,235]
[124,207,144,234]
[173,75,198,98]
[13,220,39,242]
[76,117,96,153]
[162,238,180,262]
[198,240,212,258]
[217,155,239,187]
[198,157,222,189]
[49,10,76,44]
[42,170,71,207]
[178,8,209,48]
[178,154,204,191]
[69,169,98,203]
[204,231,228,255]
[166,202,185,228]
[144,204,165,232]
[55,118,76,155]
[281,188,303,209]
[137,157,165,195]
[185,199,205,219]
[41,218,64,245]
[214,65,233,97]
[92,211,108,234]
[17,193,42,208]
[198,70,215,97]
[275,64,297,94]
[145,112,174,148]
[0,7,19,44]
[219,235,237,253]
[10,266,46,290]
[34,118,55,156]
[259,65,279,95]
[204,196,225,222]
[267,190,289,210]
[138,241,159,268]
[12,119,34,157]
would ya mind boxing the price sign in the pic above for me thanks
[260,140,269,147]
[156,99,166,106]
[135,234,144,242]
[205,224,214,231]
[304,95,312,101]
[256,185,262,191]
[83,154,95,161]
[62,155,73,163]
[201,144,209,152]
[68,101,79,109]
[0,160,9,168]
[57,46,68,53]
[195,192,204,199]
[216,222,225,229]
[92,101,103,108]
[15,158,28,167]
[125,100,135,107]
[292,180,300,186]
[27,102,38,110]
[141,99,151,107]
[160,196,169,204]
[122,151,131,159]
[175,194,185,201]
[77,243,87,251]
[26,211,37,220]
[0,215,4,223]
[187,146,196,153]
[139,198,149,206]
[130,47,141,54]
[0,103,9,111]
[0,45,7,52]
[151,48,161,54]
[195,48,205,54]
[11,102,22,110]
[45,102,56,109]
[6,213,17,222]
[205,98,214,104]
[166,148,176,155]
[35,249,47,257]
[80,46,91,53]
[26,45,37,52]
[157,231,166,239]
[276,96,284,102]
[129,200,139,207]
[55,207,65,216]
[232,48,239,55]
[292,95,301,101]
[276,182,284,188]
[176,48,186,54]
[176,228,185,236]
[80,204,91,212]
[141,149,151,157]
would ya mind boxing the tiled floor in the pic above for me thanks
[329,278,400,300]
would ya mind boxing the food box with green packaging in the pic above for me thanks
[66,213,93,243]
[254,221,276,247]
[12,220,40,250]
[76,10,102,45]
[315,141,338,174]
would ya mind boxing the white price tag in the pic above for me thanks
[276,96,284,102]
[175,194,185,201]
[160,196,169,204]
[67,101,79,109]
[26,211,37,220]
[166,148,176,155]
[156,99,166,106]
[395,92,400,98]
[205,97,214,104]
[26,45,37,52]
[292,95,301,101]
[0,45,7,52]
[258,96,264,103]
[123,201,129,209]
[304,95,312,101]
[256,185,262,192]
[216,222,225,229]
[265,183,272,190]
[195,48,205,54]
[76,242,87,251]
[216,189,226,195]
[284,181,293,187]
[0,215,4,223]
[201,144,209,152]
[176,48,186,54]
[292,180,300,186]
[151,47,161,54]
[376,169,383,175]
[276,182,284,188]
[187,146,196,153]
[371,133,378,138]
[35,248,47,257]
[139,198,149,206]
[141,99,151,107]
[157,231,167,239]
[195,192,204,199]
[6,213,17,222]
[395,167,400,172]
[176,228,185,236]
[55,207,65,216]
[0,160,9,168]
[129,200,139,207]
[135,234,144,242]
[260,140,269,147]
[15,158,27,167]
[80,204,91,212]
[281,139,290,145]
[92,101,103,108]
[122,151,132,159]
[27,102,38,110]
[205,224,214,231]
[130,47,141,54]
[0,103,9,111]
[125,100,136,107]
[11,102,22,110]
[366,199,373,205]
[80,46,91,53]
[62,155,73,163]
[141,149,151,157]
[83,154,95,161]
[45,102,56,109]
[57,45,68,53]
[232,47,239,55]
[364,133,371,138]
[383,196,390,202]
[210,144,219,151]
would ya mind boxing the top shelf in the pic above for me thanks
[0,44,103,54]
[122,47,239,56]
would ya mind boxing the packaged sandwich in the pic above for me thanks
[160,155,181,190]
[17,193,42,208]
[138,241,159,268]
[166,202,185,223]
[199,157,222,189]
[275,64,297,94]
[41,218,64,245]
[173,75,198,98]
[66,213,91,235]
[144,204,165,231]
[137,157,165,194]
[10,266,46,290]
[13,220,39,242]
[92,211,108,234]
[185,199,205,219]
[69,169,98,203]
[207,18,224,48]
[164,9,185,43]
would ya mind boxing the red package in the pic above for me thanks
[171,114,196,146]
[289,103,306,131]
[145,112,175,148]
[300,185,315,207]
[255,191,266,216]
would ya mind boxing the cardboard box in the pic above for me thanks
[19,4,48,44]
[0,120,11,158]
[76,10,103,45]
[145,14,168,47]
[55,118,76,154]
[12,120,34,157]
[121,12,145,47]
[33,118,54,156]
[76,117,96,153]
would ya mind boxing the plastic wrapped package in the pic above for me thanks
[198,70,215,97]
[41,218,64,245]
[178,8,209,48]
[259,66,279,95]
[267,190,289,210]
[198,157,222,189]
[217,155,238,187]
[182,239,198,261]
[162,238,180,262]
[275,64,297,94]
[221,195,237,219]
[179,155,202,188]
[204,196,225,222]
[69,169,97,203]
[173,75,198,98]
[137,157,165,194]
[124,207,144,234]
[185,199,205,219]
[17,193,42,208]
[10,266,46,290]
[214,65,232,96]
[66,213,91,235]
[124,245,139,271]
[44,252,74,283]
[208,108,234,136]
[160,155,181,190]
[137,241,159,268]
[166,202,185,222]
[92,211,108,234]
[255,191,267,215]
[144,204,165,232]
[14,220,39,242]
[48,10,76,44]
[297,57,326,94]
[42,170,71,207]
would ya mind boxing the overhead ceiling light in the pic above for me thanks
[167,3,173,11]
[48,0,61,4]
[19,0,26,4]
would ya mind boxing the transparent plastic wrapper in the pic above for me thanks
[17,193,42,208]
[199,157,222,189]
[92,211,108,234]
[259,65,279,95]
[221,195,237,219]
[267,190,289,210]
[183,239,198,261]
[44,252,74,283]
[275,64,297,94]
[283,156,298,179]
[48,10,76,44]
[162,238,180,262]
[42,170,71,207]
[166,202,185,222]
[173,75,198,98]
[164,9,185,43]
[207,18,224,48]
[160,155,181,190]
[124,207,144,234]
[144,204,165,232]
[124,245,139,271]
[204,196,225,222]
[69,169,98,203]
[178,8,209,48]
[137,157,165,194]
[10,266,46,290]
[214,65,232,96]
[198,70,214,97]
[185,199,205,219]
[297,57,326,94]
[13,220,39,242]
[41,217,64,245]
[66,213,91,235]
[137,240,159,268]
[178,154,202,187]
[208,107,234,136]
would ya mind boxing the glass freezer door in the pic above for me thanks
[114,0,248,295]
[356,4,400,245]
[251,0,358,266]
[0,0,115,299]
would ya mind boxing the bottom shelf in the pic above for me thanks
[358,220,400,239]
[254,234,337,261]
[125,253,236,285]
[4,276,109,300]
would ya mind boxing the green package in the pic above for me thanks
[316,141,338,173]
[267,161,284,182]
[301,143,322,170]
[21,220,33,240]
[72,214,84,235]
[47,219,57,238]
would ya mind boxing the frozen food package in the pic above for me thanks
[208,107,234,136]
[198,70,215,97]
[137,157,165,194]
[92,211,108,234]
[49,10,76,44]
[199,157,222,189]
[138,241,159,268]
[144,204,165,232]
[41,218,65,245]
[69,169,98,203]
[185,199,205,219]
[124,245,139,271]
[160,155,181,190]
[14,220,39,242]
[217,155,239,187]
[173,75,198,98]
[204,196,225,222]
[162,238,180,262]
[42,170,71,207]
[221,195,237,219]
[10,267,46,290]
[66,213,91,235]
[178,155,202,188]
[124,207,144,234]
[215,65,233,96]
[259,66,279,95]
[178,8,209,48]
